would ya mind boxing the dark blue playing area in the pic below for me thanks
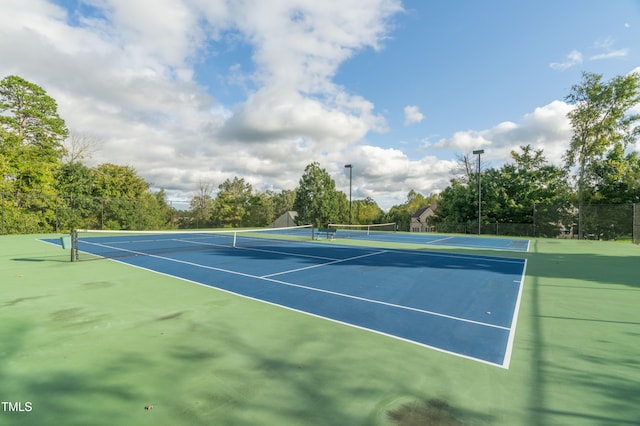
[45,232,527,368]
[322,228,530,252]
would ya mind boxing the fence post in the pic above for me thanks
[634,203,639,244]
[1,193,4,235]
[55,195,59,233]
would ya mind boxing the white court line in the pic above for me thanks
[79,240,510,332]
[502,258,528,369]
[351,233,529,252]
[427,236,455,244]
[175,238,339,262]
[315,239,526,264]
[261,250,388,278]
[94,256,506,369]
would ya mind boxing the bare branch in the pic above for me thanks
[62,132,99,164]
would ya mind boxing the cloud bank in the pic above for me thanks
[1,0,618,210]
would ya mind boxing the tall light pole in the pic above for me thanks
[472,150,484,235]
[344,164,352,224]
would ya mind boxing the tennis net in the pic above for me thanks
[326,222,397,239]
[69,225,314,261]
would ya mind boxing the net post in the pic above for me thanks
[311,224,315,240]
[233,231,237,248]
[70,229,78,262]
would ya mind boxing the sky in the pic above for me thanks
[1,0,639,210]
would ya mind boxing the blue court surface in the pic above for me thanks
[45,232,527,368]
[324,229,530,252]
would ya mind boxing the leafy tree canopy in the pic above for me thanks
[563,71,640,237]
[293,162,343,227]
[0,75,68,156]
[214,177,253,227]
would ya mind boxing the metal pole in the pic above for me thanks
[479,159,481,235]
[55,195,59,233]
[349,167,352,224]
[473,150,484,235]
[344,164,352,224]
[70,229,77,262]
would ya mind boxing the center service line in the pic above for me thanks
[260,250,388,278]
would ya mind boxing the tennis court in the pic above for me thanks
[44,228,527,368]
[324,224,531,252]
[7,233,640,425]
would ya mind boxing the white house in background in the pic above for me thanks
[410,204,437,232]
[270,211,298,228]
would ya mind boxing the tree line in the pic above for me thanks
[1,71,639,236]
[187,163,386,229]
[0,74,386,233]
[435,71,640,239]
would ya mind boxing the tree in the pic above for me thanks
[353,197,384,224]
[0,130,21,194]
[92,163,152,229]
[56,162,99,229]
[582,147,640,239]
[93,163,149,198]
[141,188,173,230]
[247,192,275,227]
[336,190,350,224]
[432,180,476,229]
[564,71,640,238]
[0,75,68,155]
[591,146,640,204]
[0,75,68,233]
[190,181,215,228]
[490,145,569,223]
[269,189,297,217]
[293,162,343,227]
[436,146,570,235]
[62,132,99,164]
[385,190,438,231]
[214,177,253,227]
[452,153,475,184]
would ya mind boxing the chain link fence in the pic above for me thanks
[435,222,535,236]
[4,192,640,244]
[435,203,639,242]
[0,192,279,234]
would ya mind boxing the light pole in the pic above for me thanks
[344,164,352,224]
[472,149,484,235]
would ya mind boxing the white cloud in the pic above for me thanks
[1,1,617,212]
[214,0,398,142]
[551,37,630,70]
[403,105,424,126]
[335,145,457,208]
[550,49,583,70]
[327,100,574,209]
[0,0,402,206]
[217,85,385,147]
[589,37,629,60]
[434,100,573,167]
[589,48,629,61]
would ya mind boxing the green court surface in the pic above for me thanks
[1,234,639,425]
